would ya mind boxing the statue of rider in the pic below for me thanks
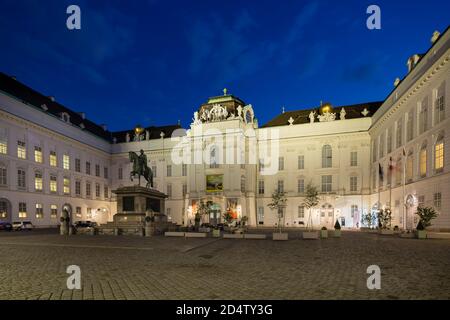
[138,149,147,176]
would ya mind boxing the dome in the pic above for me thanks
[319,102,333,115]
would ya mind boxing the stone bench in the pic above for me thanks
[223,233,244,239]
[164,231,185,237]
[185,232,207,238]
[244,234,266,240]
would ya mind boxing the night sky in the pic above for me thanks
[1,0,449,131]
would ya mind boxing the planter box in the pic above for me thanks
[416,230,427,239]
[272,233,288,241]
[427,232,450,239]
[399,232,415,238]
[244,234,266,240]
[212,229,221,237]
[333,229,341,237]
[302,231,319,239]
[223,233,244,239]
[165,231,185,237]
[185,232,207,238]
[380,229,395,235]
[320,230,328,238]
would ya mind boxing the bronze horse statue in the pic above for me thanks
[129,150,153,188]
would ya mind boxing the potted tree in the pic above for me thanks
[333,219,341,237]
[222,210,234,233]
[302,182,319,239]
[414,206,438,239]
[378,208,394,235]
[268,190,288,240]
[320,226,328,239]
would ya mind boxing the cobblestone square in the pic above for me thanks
[0,230,449,300]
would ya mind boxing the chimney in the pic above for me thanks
[407,54,421,73]
[78,112,86,119]
[431,30,440,44]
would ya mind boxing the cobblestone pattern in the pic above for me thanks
[0,230,449,300]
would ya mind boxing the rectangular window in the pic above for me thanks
[118,167,123,180]
[0,138,7,154]
[257,207,264,225]
[75,180,81,196]
[152,166,157,178]
[278,157,284,171]
[351,205,358,218]
[104,167,108,179]
[418,195,425,208]
[0,201,6,218]
[19,202,27,218]
[63,178,70,194]
[182,184,187,197]
[95,164,100,177]
[0,166,6,185]
[17,169,26,188]
[95,183,100,198]
[35,203,43,219]
[104,185,109,199]
[76,207,82,218]
[34,146,42,163]
[167,165,172,177]
[407,111,414,142]
[50,175,57,192]
[433,192,441,209]
[34,172,43,191]
[298,155,304,170]
[75,158,81,172]
[167,184,172,198]
[350,151,358,167]
[350,176,358,192]
[86,162,91,175]
[50,151,57,167]
[17,140,26,159]
[298,206,305,218]
[182,164,187,176]
[50,204,57,219]
[435,92,445,125]
[277,180,284,193]
[406,155,413,182]
[387,128,392,154]
[396,119,403,148]
[297,179,304,193]
[258,180,265,195]
[86,182,91,197]
[321,175,332,192]
[420,98,428,134]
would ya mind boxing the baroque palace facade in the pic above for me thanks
[0,29,449,231]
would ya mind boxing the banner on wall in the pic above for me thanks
[206,174,223,192]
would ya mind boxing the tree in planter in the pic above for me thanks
[267,190,287,233]
[414,206,438,229]
[377,208,392,229]
[194,201,210,231]
[302,183,319,231]
[362,211,376,229]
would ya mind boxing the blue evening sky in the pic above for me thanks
[1,0,449,131]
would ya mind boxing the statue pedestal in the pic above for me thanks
[97,186,175,236]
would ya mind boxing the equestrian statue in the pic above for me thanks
[129,149,153,188]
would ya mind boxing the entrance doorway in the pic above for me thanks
[320,203,334,229]
[209,203,221,225]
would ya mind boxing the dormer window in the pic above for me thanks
[61,112,71,123]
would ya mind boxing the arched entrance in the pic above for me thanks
[0,198,11,222]
[320,203,334,229]
[208,203,221,225]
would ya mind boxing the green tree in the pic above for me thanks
[414,206,438,229]
[302,182,319,231]
[267,190,287,233]
[195,200,211,231]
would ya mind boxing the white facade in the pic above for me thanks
[1,29,449,231]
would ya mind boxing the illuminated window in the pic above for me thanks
[17,140,26,159]
[19,202,27,218]
[87,208,92,219]
[34,146,42,163]
[50,175,57,192]
[50,151,57,167]
[50,205,58,219]
[63,177,70,194]
[419,145,427,177]
[435,136,444,172]
[34,171,43,191]
[35,203,43,219]
[76,207,82,218]
[63,154,70,170]
[0,138,7,154]
[0,201,7,218]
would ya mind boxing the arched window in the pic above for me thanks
[435,134,444,173]
[395,157,402,185]
[419,142,427,178]
[322,145,332,168]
